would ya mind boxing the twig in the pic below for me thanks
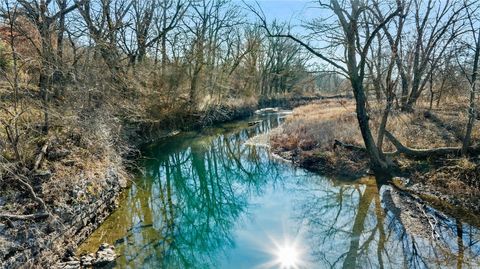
[333,139,366,152]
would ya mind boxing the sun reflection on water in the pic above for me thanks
[259,235,307,269]
[276,244,300,268]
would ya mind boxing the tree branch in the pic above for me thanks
[385,131,480,158]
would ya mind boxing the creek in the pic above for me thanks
[78,111,480,269]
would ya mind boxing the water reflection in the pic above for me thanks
[78,112,480,269]
[296,178,480,268]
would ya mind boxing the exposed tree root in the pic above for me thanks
[1,163,51,222]
[15,174,48,212]
[333,139,398,157]
[385,131,480,158]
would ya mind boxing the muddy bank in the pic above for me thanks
[258,94,350,109]
[273,147,370,179]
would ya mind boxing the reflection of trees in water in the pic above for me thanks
[82,114,480,269]
[116,125,282,268]
[380,188,480,269]
[297,179,480,269]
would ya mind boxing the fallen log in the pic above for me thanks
[0,212,50,221]
[33,140,50,171]
[385,131,480,158]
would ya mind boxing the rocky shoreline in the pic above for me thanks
[0,167,125,269]
[54,243,117,269]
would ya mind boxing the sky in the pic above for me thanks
[238,0,322,24]
[237,0,332,69]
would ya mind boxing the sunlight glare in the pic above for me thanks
[256,231,309,269]
[276,245,299,268]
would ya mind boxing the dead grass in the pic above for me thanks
[269,99,370,178]
[270,99,360,152]
[415,158,480,192]
[0,86,128,216]
[270,98,480,184]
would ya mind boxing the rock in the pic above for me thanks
[98,243,111,251]
[65,260,81,267]
[62,159,76,167]
[33,170,52,180]
[67,256,79,262]
[80,253,95,266]
[78,243,116,268]
[392,177,410,187]
[254,107,279,114]
[48,148,71,161]
[54,260,81,269]
[93,243,116,268]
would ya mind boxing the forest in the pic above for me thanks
[0,0,479,268]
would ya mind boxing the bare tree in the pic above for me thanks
[183,0,242,106]
[75,0,131,85]
[120,0,187,66]
[0,1,22,162]
[370,0,409,151]
[249,0,402,177]
[395,0,466,111]
[17,0,79,133]
[0,0,50,221]
[458,1,480,155]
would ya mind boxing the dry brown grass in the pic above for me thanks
[0,85,128,216]
[269,99,370,177]
[270,99,360,152]
[381,111,461,150]
[270,98,480,180]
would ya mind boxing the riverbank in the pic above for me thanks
[125,95,342,145]
[70,107,480,268]
[0,94,333,268]
[269,99,480,216]
[0,103,128,268]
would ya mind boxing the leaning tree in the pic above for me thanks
[249,0,402,177]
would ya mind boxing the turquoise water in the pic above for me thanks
[79,112,480,269]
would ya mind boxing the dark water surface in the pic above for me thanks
[78,112,480,269]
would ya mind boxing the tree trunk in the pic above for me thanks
[351,77,390,177]
[53,0,67,99]
[377,94,393,152]
[436,76,446,108]
[462,26,480,155]
[190,65,201,107]
[428,72,434,110]
[38,16,54,134]
[462,78,477,154]
[160,5,168,75]
[385,131,480,158]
